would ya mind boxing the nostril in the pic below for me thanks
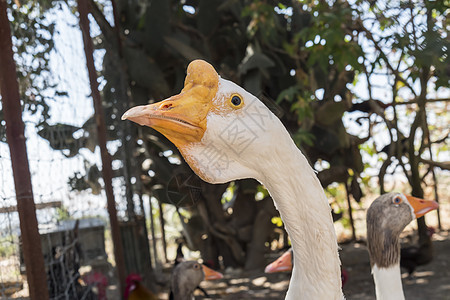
[160,103,173,110]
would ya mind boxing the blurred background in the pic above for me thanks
[0,0,448,299]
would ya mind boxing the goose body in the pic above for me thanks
[123,60,343,299]
[366,193,438,300]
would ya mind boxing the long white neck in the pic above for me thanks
[255,131,343,300]
[372,264,405,300]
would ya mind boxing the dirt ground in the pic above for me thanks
[5,231,449,300]
[5,191,449,299]
[140,196,450,300]
[6,225,449,300]
[152,197,450,300]
[177,230,450,300]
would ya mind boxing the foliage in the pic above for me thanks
[3,0,448,269]
[55,206,71,221]
[1,0,64,126]
[348,0,450,239]
[348,0,449,194]
[0,236,16,257]
[271,216,283,227]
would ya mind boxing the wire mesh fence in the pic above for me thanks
[0,2,124,299]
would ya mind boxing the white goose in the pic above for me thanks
[123,60,343,299]
[366,193,438,300]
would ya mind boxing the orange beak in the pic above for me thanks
[121,94,207,147]
[202,265,223,280]
[121,60,218,149]
[264,249,293,273]
[405,195,439,218]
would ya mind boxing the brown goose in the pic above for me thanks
[366,193,438,300]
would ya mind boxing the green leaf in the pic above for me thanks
[276,85,301,103]
[271,216,283,227]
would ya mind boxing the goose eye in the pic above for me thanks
[393,196,402,205]
[229,94,243,108]
[193,264,200,269]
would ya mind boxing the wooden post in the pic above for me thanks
[147,194,159,266]
[76,0,126,294]
[431,169,442,230]
[158,200,168,263]
[0,1,49,298]
[344,183,356,241]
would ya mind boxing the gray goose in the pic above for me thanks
[169,261,222,300]
[366,192,438,300]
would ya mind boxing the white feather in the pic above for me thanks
[184,77,344,299]
[372,264,405,300]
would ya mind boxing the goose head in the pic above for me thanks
[366,192,438,268]
[122,60,284,184]
[171,261,223,299]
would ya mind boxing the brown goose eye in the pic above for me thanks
[393,196,402,205]
[193,264,200,269]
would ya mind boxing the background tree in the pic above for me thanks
[85,0,371,269]
[0,0,59,142]
[348,0,449,242]
[2,0,448,275]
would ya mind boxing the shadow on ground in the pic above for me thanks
[154,230,450,300]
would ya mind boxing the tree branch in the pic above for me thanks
[361,27,417,97]
[395,98,450,105]
[419,159,450,170]
[88,0,116,45]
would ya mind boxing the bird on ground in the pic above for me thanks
[82,271,108,300]
[124,273,157,300]
[169,261,223,300]
[123,59,344,299]
[173,240,211,297]
[366,193,438,300]
[264,248,349,286]
[400,226,436,278]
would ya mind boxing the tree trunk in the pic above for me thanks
[244,197,277,271]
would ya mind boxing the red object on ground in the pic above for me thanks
[83,271,108,300]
